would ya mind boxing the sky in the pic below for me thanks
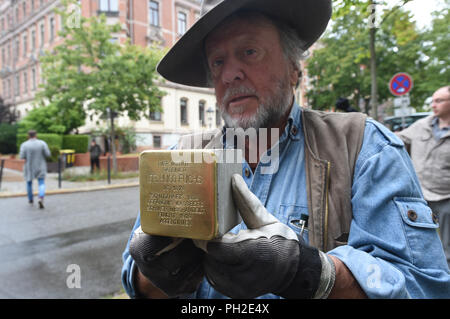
[400,0,446,28]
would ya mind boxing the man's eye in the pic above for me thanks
[211,59,223,67]
[245,49,257,56]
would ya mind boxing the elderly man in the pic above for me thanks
[122,0,450,299]
[397,86,450,267]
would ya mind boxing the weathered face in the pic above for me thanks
[204,14,297,129]
[431,87,450,119]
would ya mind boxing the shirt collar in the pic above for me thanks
[432,116,439,127]
[432,116,450,130]
[285,101,302,142]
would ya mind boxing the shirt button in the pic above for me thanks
[407,210,417,222]
[244,168,251,178]
[291,125,298,136]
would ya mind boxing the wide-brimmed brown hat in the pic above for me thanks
[156,0,332,88]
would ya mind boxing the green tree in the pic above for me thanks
[328,0,414,119]
[414,4,450,101]
[32,0,165,172]
[306,8,371,111]
[306,2,445,116]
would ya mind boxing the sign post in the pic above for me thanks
[389,73,413,130]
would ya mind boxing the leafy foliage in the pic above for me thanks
[306,0,449,113]
[16,133,63,151]
[62,135,89,153]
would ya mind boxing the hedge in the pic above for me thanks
[62,135,89,154]
[16,133,89,155]
[47,145,61,163]
[17,133,63,151]
[0,123,18,154]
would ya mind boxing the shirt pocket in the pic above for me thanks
[278,204,309,243]
[394,197,444,268]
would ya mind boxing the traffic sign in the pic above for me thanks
[393,95,410,108]
[389,73,413,96]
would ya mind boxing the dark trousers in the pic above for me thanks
[90,157,100,173]
[428,199,450,268]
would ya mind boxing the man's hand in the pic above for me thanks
[200,174,336,299]
[129,228,205,298]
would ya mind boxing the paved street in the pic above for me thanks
[0,186,139,298]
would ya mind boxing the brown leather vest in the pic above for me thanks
[177,108,367,252]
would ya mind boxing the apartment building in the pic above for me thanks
[0,0,65,119]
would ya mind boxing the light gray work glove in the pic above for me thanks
[198,174,336,299]
[129,228,204,298]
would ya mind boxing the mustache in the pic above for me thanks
[220,86,258,108]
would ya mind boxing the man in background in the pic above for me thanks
[19,130,51,209]
[89,139,102,174]
[397,85,450,266]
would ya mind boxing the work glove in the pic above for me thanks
[129,228,204,298]
[198,174,336,299]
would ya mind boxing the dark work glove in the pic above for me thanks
[197,174,336,299]
[129,227,205,298]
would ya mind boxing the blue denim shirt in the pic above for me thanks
[122,103,450,298]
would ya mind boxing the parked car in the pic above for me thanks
[383,112,432,132]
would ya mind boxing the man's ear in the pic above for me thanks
[289,63,300,88]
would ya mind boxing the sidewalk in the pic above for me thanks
[0,167,139,198]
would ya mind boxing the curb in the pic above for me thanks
[0,182,139,198]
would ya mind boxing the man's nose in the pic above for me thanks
[221,59,245,85]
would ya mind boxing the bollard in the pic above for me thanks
[58,155,62,189]
[107,155,111,184]
[0,159,4,190]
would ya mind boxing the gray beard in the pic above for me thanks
[219,78,293,130]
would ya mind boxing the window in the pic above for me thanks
[50,17,55,42]
[15,8,19,24]
[15,39,19,61]
[153,135,161,148]
[6,43,10,65]
[177,11,187,35]
[23,34,27,57]
[150,109,162,121]
[31,0,35,12]
[23,2,26,19]
[40,23,45,47]
[199,100,205,126]
[32,68,36,90]
[99,0,118,12]
[1,47,5,66]
[149,1,159,26]
[23,71,28,94]
[15,74,20,96]
[216,107,221,126]
[180,98,188,124]
[31,30,36,50]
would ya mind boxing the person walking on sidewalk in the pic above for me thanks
[89,139,102,174]
[19,130,51,209]
[397,85,450,267]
